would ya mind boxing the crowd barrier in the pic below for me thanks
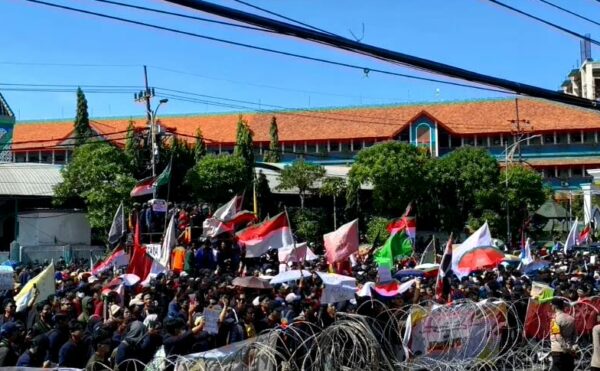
[14,297,600,371]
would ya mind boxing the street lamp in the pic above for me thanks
[149,98,168,177]
[501,134,541,247]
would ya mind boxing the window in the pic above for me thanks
[464,136,475,146]
[306,143,317,153]
[539,169,546,178]
[490,136,502,146]
[438,131,450,148]
[54,152,65,164]
[543,134,554,144]
[398,129,410,143]
[353,140,363,151]
[556,133,568,144]
[340,142,351,152]
[583,132,595,143]
[15,154,26,163]
[475,136,485,147]
[29,153,39,163]
[571,132,583,144]
[449,135,461,148]
[40,152,52,163]
[416,125,431,148]
[571,167,583,177]
[557,168,569,179]
[329,141,339,152]
[364,140,374,148]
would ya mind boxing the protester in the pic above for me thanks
[1,200,600,370]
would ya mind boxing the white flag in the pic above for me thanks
[564,217,579,254]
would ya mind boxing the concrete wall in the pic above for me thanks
[17,210,91,247]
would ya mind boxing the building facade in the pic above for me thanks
[5,96,600,192]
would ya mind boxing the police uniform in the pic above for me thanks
[550,311,576,371]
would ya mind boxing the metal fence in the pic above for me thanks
[10,244,106,264]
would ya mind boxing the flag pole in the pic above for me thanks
[283,206,300,271]
[163,155,173,233]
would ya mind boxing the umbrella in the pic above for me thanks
[1,260,18,268]
[414,263,439,271]
[457,246,505,271]
[120,273,140,287]
[232,276,272,289]
[393,269,425,280]
[523,260,551,275]
[270,270,311,285]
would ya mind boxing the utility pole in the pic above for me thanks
[508,98,532,163]
[134,65,157,177]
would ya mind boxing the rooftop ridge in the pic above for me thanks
[15,96,600,125]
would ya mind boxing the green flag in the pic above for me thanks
[374,231,413,269]
[153,161,171,188]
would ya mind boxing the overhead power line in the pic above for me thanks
[92,0,276,34]
[163,0,598,110]
[535,0,600,28]
[25,0,513,96]
[487,0,600,46]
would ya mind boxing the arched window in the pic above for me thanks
[415,123,432,153]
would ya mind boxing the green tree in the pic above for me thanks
[319,177,346,229]
[74,87,91,146]
[263,116,281,162]
[194,127,207,163]
[501,165,546,244]
[164,136,195,201]
[348,142,430,216]
[277,158,326,209]
[185,154,249,206]
[431,148,500,232]
[124,120,146,176]
[234,115,255,183]
[255,170,273,220]
[366,216,391,245]
[292,208,327,245]
[53,142,136,232]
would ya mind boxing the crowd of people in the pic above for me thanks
[0,203,598,370]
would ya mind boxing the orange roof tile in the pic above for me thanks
[13,98,600,149]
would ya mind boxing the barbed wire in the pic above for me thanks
[84,297,600,371]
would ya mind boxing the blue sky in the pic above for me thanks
[1,0,598,120]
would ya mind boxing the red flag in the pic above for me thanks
[579,224,592,245]
[387,203,416,239]
[130,176,156,197]
[92,248,129,276]
[127,217,152,279]
[435,234,453,303]
[237,212,293,258]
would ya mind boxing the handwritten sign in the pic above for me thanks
[321,284,356,304]
[202,307,221,335]
[145,244,163,262]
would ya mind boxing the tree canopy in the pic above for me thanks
[234,116,255,183]
[74,87,91,146]
[185,154,249,206]
[430,147,500,232]
[194,127,207,163]
[277,158,326,209]
[348,142,430,216]
[263,116,281,163]
[53,142,136,232]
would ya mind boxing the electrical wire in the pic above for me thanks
[232,0,336,36]
[535,0,600,28]
[487,0,600,47]
[92,0,277,34]
[24,0,512,96]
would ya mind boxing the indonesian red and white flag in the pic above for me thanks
[130,176,156,197]
[213,195,244,221]
[127,219,153,280]
[387,203,416,240]
[578,223,592,245]
[237,212,293,258]
[92,248,129,276]
[324,219,359,264]
[203,210,257,238]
